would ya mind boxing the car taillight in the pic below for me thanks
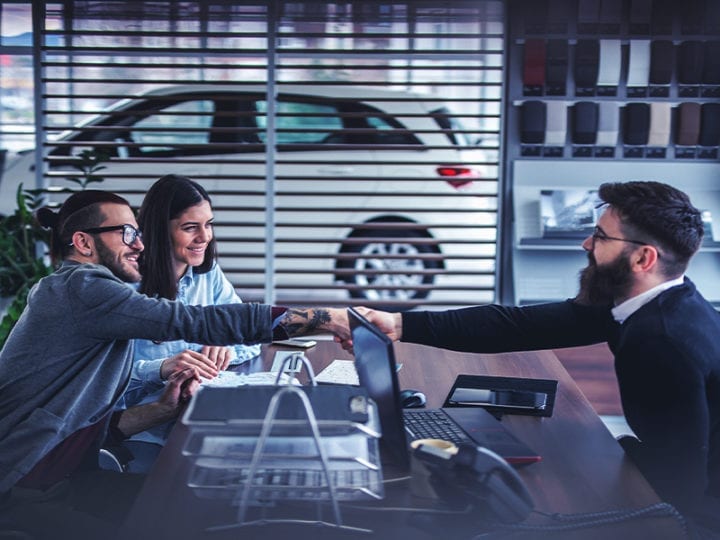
[437,166,478,189]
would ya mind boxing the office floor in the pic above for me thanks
[553,343,635,438]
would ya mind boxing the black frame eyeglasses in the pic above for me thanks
[590,226,646,247]
[81,224,142,246]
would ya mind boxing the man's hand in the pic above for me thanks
[116,367,201,437]
[160,349,220,380]
[333,307,402,353]
[159,367,201,410]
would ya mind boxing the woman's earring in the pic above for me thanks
[84,251,92,257]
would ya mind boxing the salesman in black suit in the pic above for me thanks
[350,180,720,537]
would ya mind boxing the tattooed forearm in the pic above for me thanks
[279,308,332,336]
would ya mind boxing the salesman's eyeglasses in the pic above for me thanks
[81,224,143,246]
[590,226,662,259]
[590,226,647,247]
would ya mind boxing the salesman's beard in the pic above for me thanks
[575,251,634,306]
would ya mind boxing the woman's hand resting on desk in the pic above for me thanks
[160,347,234,381]
[333,307,403,353]
[199,345,235,371]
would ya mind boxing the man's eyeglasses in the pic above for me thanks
[81,224,142,246]
[590,226,646,247]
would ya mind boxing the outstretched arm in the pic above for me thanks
[276,307,350,341]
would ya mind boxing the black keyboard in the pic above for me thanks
[403,409,471,445]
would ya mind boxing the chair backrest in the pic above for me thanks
[98,447,126,473]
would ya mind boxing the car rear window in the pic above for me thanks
[256,100,343,144]
[257,98,421,146]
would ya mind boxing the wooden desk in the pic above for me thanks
[124,341,685,540]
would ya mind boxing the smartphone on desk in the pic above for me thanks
[271,338,317,349]
[447,388,547,410]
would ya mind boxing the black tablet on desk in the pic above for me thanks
[444,374,558,418]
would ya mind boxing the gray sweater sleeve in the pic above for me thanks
[66,264,273,345]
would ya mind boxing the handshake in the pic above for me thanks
[280,306,403,352]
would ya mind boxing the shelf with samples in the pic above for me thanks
[500,0,720,305]
[507,161,720,305]
[506,0,720,162]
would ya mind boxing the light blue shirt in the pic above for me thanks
[124,262,261,445]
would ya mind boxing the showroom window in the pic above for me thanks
[2,1,504,309]
[0,1,34,155]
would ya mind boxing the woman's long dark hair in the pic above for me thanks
[137,174,217,299]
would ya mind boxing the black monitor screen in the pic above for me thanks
[348,307,410,470]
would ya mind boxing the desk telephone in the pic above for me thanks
[413,441,534,525]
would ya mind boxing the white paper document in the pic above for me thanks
[201,371,298,387]
[315,360,360,385]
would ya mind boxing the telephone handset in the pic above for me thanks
[413,442,534,524]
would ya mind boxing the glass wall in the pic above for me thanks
[0,1,505,309]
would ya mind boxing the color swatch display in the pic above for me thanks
[514,0,720,160]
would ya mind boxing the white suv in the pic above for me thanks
[0,85,497,306]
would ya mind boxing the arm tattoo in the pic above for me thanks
[279,308,332,337]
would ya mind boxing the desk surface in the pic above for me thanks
[125,340,685,540]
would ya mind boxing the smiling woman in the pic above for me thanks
[136,175,219,300]
[118,174,261,473]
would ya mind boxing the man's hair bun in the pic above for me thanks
[35,206,59,229]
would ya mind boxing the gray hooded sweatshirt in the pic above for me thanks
[0,261,272,492]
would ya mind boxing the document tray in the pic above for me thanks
[181,384,384,503]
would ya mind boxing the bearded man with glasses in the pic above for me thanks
[352,181,720,538]
[0,189,351,539]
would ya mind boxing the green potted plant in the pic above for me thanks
[0,149,109,349]
[0,185,53,348]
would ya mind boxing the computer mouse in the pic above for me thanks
[400,389,427,408]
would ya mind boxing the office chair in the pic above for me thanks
[98,447,132,473]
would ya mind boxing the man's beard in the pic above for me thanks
[95,237,141,283]
[575,251,634,306]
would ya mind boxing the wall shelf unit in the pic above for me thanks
[502,0,720,305]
